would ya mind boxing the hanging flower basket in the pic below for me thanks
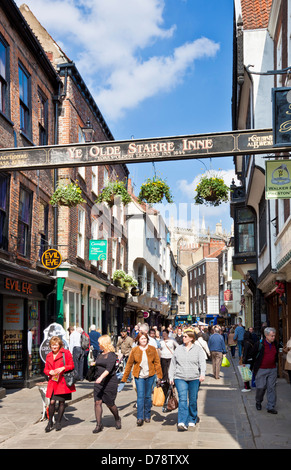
[50,180,86,207]
[138,176,173,204]
[194,173,230,207]
[112,270,138,290]
[95,180,132,207]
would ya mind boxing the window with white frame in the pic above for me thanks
[120,244,124,271]
[91,218,98,266]
[92,166,98,195]
[112,239,117,273]
[99,228,108,273]
[77,207,85,258]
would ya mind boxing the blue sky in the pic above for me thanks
[17,0,236,234]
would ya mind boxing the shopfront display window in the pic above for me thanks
[27,300,41,378]
[63,289,81,329]
[2,297,24,381]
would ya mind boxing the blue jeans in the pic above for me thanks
[237,340,243,357]
[135,375,156,420]
[175,378,200,426]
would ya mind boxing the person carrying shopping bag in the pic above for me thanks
[168,328,206,432]
[121,332,163,426]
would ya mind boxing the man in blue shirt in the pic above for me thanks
[234,323,245,361]
[89,324,101,359]
[208,326,227,379]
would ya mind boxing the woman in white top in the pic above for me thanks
[122,333,162,426]
[159,329,178,411]
[195,331,210,360]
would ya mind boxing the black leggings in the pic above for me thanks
[94,399,120,425]
[48,399,65,424]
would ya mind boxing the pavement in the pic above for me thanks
[0,352,290,454]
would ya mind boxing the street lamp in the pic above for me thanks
[81,118,94,143]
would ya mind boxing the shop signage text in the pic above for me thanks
[89,240,107,260]
[272,87,291,146]
[41,249,62,269]
[0,128,286,172]
[265,160,291,199]
[4,277,33,294]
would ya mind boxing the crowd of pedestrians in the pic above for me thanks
[43,320,289,434]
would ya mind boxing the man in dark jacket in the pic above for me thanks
[251,327,279,414]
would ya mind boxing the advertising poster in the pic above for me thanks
[266,160,291,199]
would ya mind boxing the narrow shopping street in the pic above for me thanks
[0,354,290,452]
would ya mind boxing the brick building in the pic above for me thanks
[0,0,61,389]
[187,246,226,325]
[20,4,129,343]
[0,0,129,391]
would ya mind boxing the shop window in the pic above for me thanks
[2,297,24,381]
[18,186,32,257]
[0,173,9,250]
[0,35,8,116]
[19,63,31,137]
[28,301,41,378]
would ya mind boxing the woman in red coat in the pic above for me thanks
[44,336,76,432]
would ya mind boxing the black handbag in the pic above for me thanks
[62,352,79,387]
[86,366,97,382]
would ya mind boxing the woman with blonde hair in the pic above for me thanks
[90,334,121,433]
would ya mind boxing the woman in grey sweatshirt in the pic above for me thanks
[168,329,206,431]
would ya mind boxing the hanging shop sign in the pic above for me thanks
[272,87,291,147]
[265,160,291,199]
[0,128,283,172]
[41,249,62,269]
[89,239,107,261]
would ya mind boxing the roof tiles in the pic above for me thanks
[241,0,273,29]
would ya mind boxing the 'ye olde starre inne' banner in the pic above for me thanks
[0,128,282,172]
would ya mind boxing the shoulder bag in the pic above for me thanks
[62,352,79,387]
[165,385,178,411]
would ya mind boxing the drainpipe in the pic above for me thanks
[54,74,68,325]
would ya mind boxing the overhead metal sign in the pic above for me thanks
[0,128,282,172]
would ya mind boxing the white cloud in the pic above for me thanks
[17,0,220,120]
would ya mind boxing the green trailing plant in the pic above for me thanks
[112,270,138,290]
[194,172,230,207]
[95,180,132,207]
[113,270,126,281]
[50,180,86,207]
[138,176,173,204]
